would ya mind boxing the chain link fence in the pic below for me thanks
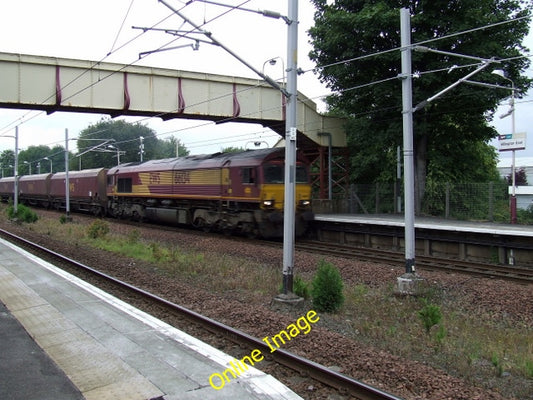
[312,182,533,224]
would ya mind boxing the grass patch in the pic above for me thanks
[340,283,532,388]
[88,231,279,295]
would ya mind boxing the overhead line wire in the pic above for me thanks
[108,0,136,55]
[302,13,532,76]
[0,2,191,137]
[4,6,532,156]
[1,0,255,153]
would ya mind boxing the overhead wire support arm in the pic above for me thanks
[413,58,498,112]
[77,139,115,157]
[132,26,205,35]
[413,46,495,62]
[139,41,200,58]
[157,0,290,98]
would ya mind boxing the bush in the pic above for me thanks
[86,219,109,239]
[6,204,38,223]
[517,204,533,225]
[311,259,344,313]
[418,299,442,334]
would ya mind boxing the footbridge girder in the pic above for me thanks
[0,52,346,148]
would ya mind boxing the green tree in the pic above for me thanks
[221,146,246,153]
[77,119,153,168]
[153,136,190,159]
[308,0,532,210]
[0,150,15,177]
[17,145,70,175]
[77,119,190,168]
[45,145,67,173]
[18,145,50,174]
[507,167,528,185]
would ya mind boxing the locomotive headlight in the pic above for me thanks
[299,200,311,207]
[262,199,274,207]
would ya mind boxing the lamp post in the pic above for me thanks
[139,136,144,162]
[262,57,286,87]
[245,141,269,150]
[107,145,123,166]
[14,127,19,214]
[492,69,517,224]
[23,161,31,175]
[44,157,52,173]
[65,128,70,220]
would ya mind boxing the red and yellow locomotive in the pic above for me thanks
[106,148,313,238]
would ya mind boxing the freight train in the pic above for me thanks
[0,148,313,238]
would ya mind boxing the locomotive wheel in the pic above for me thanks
[193,217,211,233]
[131,210,141,222]
[246,229,259,239]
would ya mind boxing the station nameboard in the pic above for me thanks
[498,132,526,152]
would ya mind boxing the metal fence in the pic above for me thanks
[312,182,533,224]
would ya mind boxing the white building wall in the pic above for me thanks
[497,157,533,185]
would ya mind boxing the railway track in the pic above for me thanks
[296,240,533,284]
[0,228,402,400]
[112,217,533,284]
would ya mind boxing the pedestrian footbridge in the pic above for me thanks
[0,52,345,148]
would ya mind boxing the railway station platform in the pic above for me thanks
[315,214,533,237]
[313,214,533,266]
[0,238,303,400]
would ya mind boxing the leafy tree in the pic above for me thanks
[46,145,67,173]
[77,119,190,168]
[308,0,532,210]
[153,136,190,159]
[15,145,71,175]
[77,119,154,168]
[507,167,528,185]
[0,150,15,177]
[220,146,246,153]
[18,145,54,175]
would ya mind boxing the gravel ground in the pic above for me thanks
[2,210,532,400]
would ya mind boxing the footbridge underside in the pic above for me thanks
[0,52,346,148]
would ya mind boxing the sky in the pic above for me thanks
[0,0,532,162]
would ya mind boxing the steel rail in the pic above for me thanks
[296,240,533,284]
[0,228,403,400]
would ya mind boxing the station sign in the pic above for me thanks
[498,132,526,152]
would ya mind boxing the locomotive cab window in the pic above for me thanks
[263,164,308,184]
[241,167,256,184]
[117,178,132,193]
[264,164,283,183]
